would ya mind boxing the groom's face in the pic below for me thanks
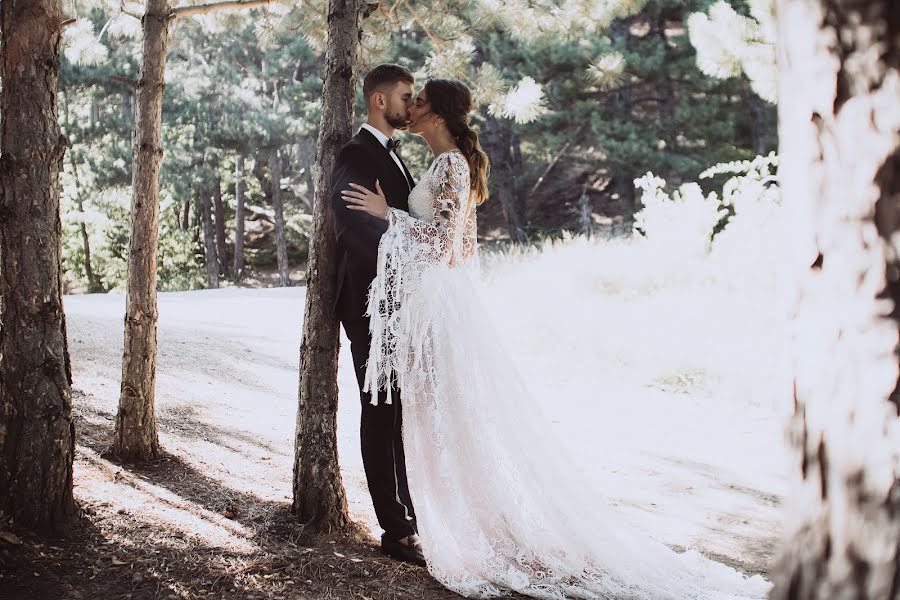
[380,82,415,130]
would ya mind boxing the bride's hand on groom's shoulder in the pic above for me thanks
[342,180,389,220]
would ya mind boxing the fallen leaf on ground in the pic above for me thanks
[0,532,23,545]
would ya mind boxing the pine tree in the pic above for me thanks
[0,0,76,532]
[113,0,277,461]
[292,0,373,534]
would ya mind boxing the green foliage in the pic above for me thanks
[57,0,777,292]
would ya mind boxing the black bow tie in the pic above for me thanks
[387,138,402,152]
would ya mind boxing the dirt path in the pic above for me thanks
[1,287,789,599]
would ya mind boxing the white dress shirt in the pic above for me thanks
[360,123,411,189]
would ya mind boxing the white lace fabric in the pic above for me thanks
[364,150,771,599]
[364,150,476,405]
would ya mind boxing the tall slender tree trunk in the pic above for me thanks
[656,17,679,153]
[578,182,593,239]
[0,0,76,532]
[741,80,770,156]
[269,148,290,287]
[482,116,527,244]
[121,90,134,121]
[62,90,102,293]
[292,0,371,533]
[76,198,101,293]
[771,1,900,598]
[113,0,170,461]
[301,139,317,210]
[233,154,246,280]
[181,194,190,229]
[612,19,637,235]
[212,173,228,277]
[111,0,276,461]
[200,187,219,289]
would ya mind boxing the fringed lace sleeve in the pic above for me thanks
[364,151,473,405]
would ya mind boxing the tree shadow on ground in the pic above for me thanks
[5,391,490,600]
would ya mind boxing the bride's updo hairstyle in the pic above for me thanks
[423,78,490,205]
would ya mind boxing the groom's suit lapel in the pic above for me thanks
[357,128,413,198]
[396,155,416,190]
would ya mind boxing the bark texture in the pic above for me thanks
[181,194,190,229]
[269,148,290,287]
[213,174,228,277]
[113,0,170,461]
[0,0,76,532]
[772,1,900,598]
[200,187,219,289]
[482,116,528,244]
[292,0,370,533]
[233,154,246,280]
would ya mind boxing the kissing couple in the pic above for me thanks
[330,63,771,599]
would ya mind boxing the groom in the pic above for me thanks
[329,64,424,567]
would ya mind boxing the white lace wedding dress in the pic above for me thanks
[364,150,771,600]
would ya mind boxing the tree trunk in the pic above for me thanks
[739,79,770,156]
[292,0,370,534]
[77,198,101,293]
[113,0,170,461]
[656,16,679,153]
[269,148,290,287]
[61,90,102,293]
[182,194,190,229]
[200,187,219,289]
[299,139,316,210]
[233,154,246,280]
[482,116,528,243]
[615,172,637,235]
[212,173,228,277]
[121,90,134,122]
[579,182,593,239]
[612,18,638,234]
[0,0,76,533]
[771,1,900,598]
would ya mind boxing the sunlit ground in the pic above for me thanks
[65,230,790,578]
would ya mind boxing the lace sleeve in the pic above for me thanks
[385,151,471,262]
[364,152,473,405]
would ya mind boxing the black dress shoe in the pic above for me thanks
[381,533,426,567]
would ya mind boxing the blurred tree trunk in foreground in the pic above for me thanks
[772,0,900,598]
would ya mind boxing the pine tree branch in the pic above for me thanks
[120,1,142,20]
[527,126,585,201]
[111,75,139,88]
[169,0,276,20]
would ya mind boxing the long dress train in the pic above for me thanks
[364,150,771,600]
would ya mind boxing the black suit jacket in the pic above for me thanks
[331,128,415,322]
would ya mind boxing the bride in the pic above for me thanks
[340,78,771,600]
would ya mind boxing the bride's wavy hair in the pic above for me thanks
[423,78,490,205]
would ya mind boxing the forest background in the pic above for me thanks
[59,0,776,293]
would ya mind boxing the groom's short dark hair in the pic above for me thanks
[363,64,414,99]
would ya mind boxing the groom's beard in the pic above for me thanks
[386,111,410,130]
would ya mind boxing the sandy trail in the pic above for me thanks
[64,286,788,577]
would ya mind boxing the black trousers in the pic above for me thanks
[342,317,417,540]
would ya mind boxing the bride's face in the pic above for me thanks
[408,88,440,136]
